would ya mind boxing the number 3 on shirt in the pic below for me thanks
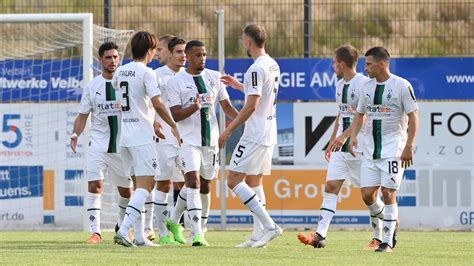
[120,81,130,111]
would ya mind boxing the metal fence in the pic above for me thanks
[2,0,473,57]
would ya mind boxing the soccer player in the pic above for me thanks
[166,40,239,246]
[112,31,181,248]
[153,36,187,245]
[70,42,133,244]
[348,47,418,252]
[219,24,282,248]
[297,45,369,248]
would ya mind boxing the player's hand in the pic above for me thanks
[153,121,166,139]
[220,75,243,90]
[218,129,231,149]
[70,134,78,153]
[329,134,348,152]
[348,137,358,157]
[401,144,414,168]
[325,145,332,162]
[170,126,182,147]
[195,93,202,110]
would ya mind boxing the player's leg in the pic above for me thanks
[360,157,384,250]
[114,145,159,247]
[200,177,211,233]
[375,158,403,253]
[228,141,281,248]
[238,174,265,247]
[199,146,219,234]
[85,149,106,244]
[144,189,155,241]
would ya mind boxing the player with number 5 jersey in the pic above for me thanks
[219,24,282,248]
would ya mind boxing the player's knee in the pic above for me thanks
[324,182,341,194]
[156,180,171,193]
[117,187,132,198]
[185,178,200,189]
[381,188,397,204]
[88,181,103,193]
[200,179,210,194]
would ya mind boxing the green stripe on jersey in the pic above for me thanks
[372,119,382,159]
[374,84,385,105]
[193,76,211,146]
[105,82,118,153]
[341,117,351,152]
[342,84,350,104]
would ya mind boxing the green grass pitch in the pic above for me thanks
[0,230,472,265]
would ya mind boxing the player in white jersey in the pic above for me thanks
[219,24,282,248]
[152,36,187,245]
[298,45,369,248]
[70,42,133,244]
[166,40,239,246]
[349,47,419,252]
[113,31,181,248]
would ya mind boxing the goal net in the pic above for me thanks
[0,13,134,231]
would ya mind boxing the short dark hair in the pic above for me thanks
[365,46,390,62]
[244,24,267,48]
[334,45,359,68]
[159,34,175,43]
[185,40,205,53]
[131,31,158,59]
[98,42,118,57]
[168,37,186,52]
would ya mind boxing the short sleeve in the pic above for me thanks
[144,69,161,98]
[356,86,367,114]
[216,73,230,101]
[167,78,181,108]
[401,80,419,114]
[79,85,92,114]
[245,66,265,96]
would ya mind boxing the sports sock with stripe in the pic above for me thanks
[200,192,210,230]
[86,192,101,235]
[154,189,169,237]
[233,182,275,231]
[367,197,384,241]
[382,203,398,247]
[250,186,266,239]
[117,195,130,227]
[171,186,187,224]
[118,188,149,239]
[144,189,155,231]
[316,192,338,238]
[187,188,203,236]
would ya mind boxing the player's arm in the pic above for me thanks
[218,95,259,149]
[70,113,89,153]
[220,74,244,92]
[325,113,340,161]
[401,111,418,168]
[151,95,181,143]
[348,112,365,157]
[219,99,239,120]
[169,93,201,122]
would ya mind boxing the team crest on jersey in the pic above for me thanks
[152,159,157,169]
[350,90,355,100]
[386,89,393,102]
[208,78,216,89]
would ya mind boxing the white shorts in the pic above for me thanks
[326,152,362,188]
[86,149,133,188]
[229,139,273,176]
[178,144,219,181]
[120,144,160,177]
[155,142,185,182]
[360,157,405,190]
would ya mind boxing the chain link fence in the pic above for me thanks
[2,0,473,57]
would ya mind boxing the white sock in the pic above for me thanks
[316,192,338,238]
[233,182,275,231]
[118,188,149,238]
[117,195,130,227]
[187,188,202,235]
[154,189,169,237]
[200,193,210,230]
[250,186,265,238]
[383,204,398,247]
[144,189,155,231]
[171,186,187,224]
[367,197,384,241]
[86,192,101,235]
[133,209,146,243]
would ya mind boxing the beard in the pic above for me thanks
[246,48,251,57]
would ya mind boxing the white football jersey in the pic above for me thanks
[112,61,161,147]
[79,75,121,153]
[335,73,369,153]
[241,55,280,146]
[167,68,229,147]
[154,65,184,145]
[357,74,419,159]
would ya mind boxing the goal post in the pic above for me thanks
[0,13,134,231]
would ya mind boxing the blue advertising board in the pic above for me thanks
[0,166,43,200]
[1,58,473,101]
